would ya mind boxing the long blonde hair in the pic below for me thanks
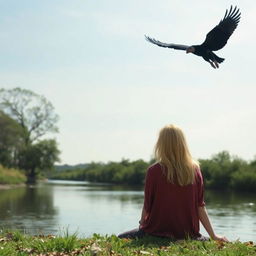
[154,124,198,186]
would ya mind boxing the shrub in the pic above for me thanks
[231,167,256,192]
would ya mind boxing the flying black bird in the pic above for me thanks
[145,6,241,69]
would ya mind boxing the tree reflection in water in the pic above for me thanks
[0,184,58,234]
[205,190,256,215]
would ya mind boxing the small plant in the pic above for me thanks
[31,230,78,253]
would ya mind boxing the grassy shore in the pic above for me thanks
[0,231,255,256]
[0,165,26,185]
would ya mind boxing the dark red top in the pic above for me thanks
[141,163,205,239]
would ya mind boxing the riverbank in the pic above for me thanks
[0,183,25,190]
[0,165,26,186]
[0,231,255,256]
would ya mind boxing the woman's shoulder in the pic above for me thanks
[147,162,163,174]
[148,162,162,170]
[194,164,202,175]
[193,164,204,182]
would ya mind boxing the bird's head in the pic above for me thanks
[186,46,195,54]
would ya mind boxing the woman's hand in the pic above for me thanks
[212,234,229,242]
[198,207,229,242]
[139,220,144,229]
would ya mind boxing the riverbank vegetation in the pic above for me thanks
[51,151,256,192]
[0,165,26,185]
[0,230,255,256]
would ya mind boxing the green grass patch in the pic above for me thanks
[0,165,26,184]
[0,230,255,256]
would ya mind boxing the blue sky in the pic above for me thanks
[0,0,255,164]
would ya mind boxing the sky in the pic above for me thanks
[0,0,255,164]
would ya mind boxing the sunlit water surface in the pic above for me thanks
[0,180,255,242]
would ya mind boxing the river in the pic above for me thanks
[0,180,255,242]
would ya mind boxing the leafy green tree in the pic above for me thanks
[249,157,256,168]
[19,140,60,183]
[231,167,256,192]
[0,111,23,167]
[0,87,58,145]
[0,88,60,183]
[200,151,248,189]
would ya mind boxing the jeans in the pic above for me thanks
[118,228,145,239]
[118,228,210,241]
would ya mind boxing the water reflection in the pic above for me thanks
[47,180,144,206]
[0,180,255,241]
[202,190,256,241]
[0,185,58,234]
[205,190,256,215]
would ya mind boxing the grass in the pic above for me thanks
[0,230,255,256]
[0,165,26,185]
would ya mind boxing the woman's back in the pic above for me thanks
[141,163,205,239]
[118,124,228,242]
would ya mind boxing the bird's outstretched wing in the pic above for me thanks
[202,6,241,51]
[145,36,189,51]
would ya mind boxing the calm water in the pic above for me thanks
[0,180,255,242]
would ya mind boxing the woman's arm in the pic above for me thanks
[139,206,148,228]
[198,206,228,242]
[139,166,155,228]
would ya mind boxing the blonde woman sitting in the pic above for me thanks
[118,124,228,242]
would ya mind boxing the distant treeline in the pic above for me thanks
[52,159,148,185]
[50,151,256,192]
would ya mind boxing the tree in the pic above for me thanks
[0,88,60,183]
[19,140,60,183]
[0,111,23,167]
[212,151,231,164]
[0,88,58,145]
